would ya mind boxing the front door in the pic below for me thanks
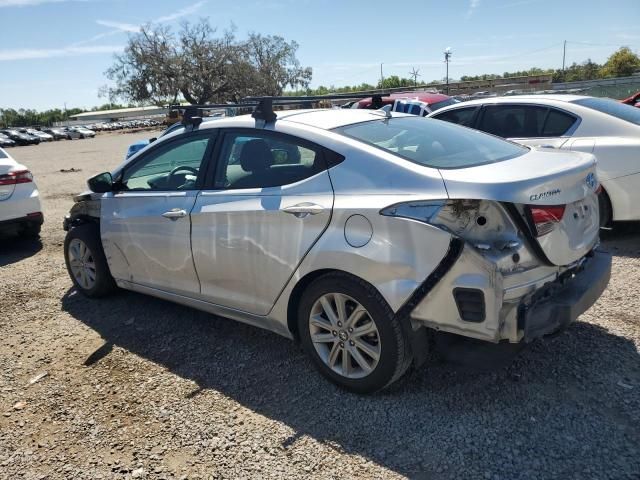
[191,130,334,316]
[101,132,215,295]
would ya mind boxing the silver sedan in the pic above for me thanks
[63,109,611,393]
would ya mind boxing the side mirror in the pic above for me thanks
[149,137,157,143]
[87,171,113,193]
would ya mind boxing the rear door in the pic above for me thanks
[190,129,335,316]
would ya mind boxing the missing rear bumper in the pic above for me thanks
[518,249,611,342]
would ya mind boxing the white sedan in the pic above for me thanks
[0,147,43,238]
[428,95,640,226]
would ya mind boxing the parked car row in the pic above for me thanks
[0,126,96,146]
[86,119,162,131]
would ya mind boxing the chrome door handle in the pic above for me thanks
[282,203,324,218]
[161,208,188,220]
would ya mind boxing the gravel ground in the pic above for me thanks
[1,132,639,480]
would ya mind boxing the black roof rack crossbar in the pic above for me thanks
[175,91,394,124]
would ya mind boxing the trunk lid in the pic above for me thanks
[438,148,600,266]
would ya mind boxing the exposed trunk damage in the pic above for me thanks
[409,198,607,344]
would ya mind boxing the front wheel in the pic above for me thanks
[298,272,413,393]
[64,223,116,298]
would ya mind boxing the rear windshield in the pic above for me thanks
[334,116,527,169]
[572,97,640,126]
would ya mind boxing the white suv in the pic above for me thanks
[0,147,43,238]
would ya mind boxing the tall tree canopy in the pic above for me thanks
[104,20,312,105]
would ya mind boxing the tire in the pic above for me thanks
[22,223,41,239]
[298,272,413,393]
[597,189,612,228]
[64,223,116,298]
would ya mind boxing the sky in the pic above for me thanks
[0,0,638,111]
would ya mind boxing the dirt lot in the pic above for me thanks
[1,132,639,479]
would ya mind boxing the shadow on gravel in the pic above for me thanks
[61,287,640,479]
[0,233,42,267]
[600,221,640,259]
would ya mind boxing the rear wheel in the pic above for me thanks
[64,223,116,298]
[298,272,413,393]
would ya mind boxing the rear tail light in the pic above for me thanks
[527,205,565,237]
[0,170,33,185]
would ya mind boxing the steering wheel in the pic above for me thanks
[169,165,199,179]
[166,165,197,185]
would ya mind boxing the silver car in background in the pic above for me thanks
[63,109,611,393]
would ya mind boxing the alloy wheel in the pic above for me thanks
[309,293,381,379]
[68,238,97,290]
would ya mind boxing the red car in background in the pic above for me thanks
[621,91,640,108]
[352,91,458,115]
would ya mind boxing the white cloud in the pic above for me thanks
[96,19,140,33]
[155,0,206,23]
[466,0,480,18]
[0,0,93,7]
[0,44,122,61]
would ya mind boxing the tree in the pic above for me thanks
[600,47,640,78]
[104,19,312,105]
[241,33,312,96]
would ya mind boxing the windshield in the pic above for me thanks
[334,116,527,169]
[572,97,640,126]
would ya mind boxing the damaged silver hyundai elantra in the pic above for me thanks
[63,102,611,393]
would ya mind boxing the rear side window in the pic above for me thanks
[542,109,576,136]
[478,105,547,138]
[0,148,7,159]
[433,107,478,127]
[215,132,326,189]
[572,97,640,126]
[335,116,527,169]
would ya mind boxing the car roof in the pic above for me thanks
[447,94,589,107]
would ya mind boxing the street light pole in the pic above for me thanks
[444,47,452,95]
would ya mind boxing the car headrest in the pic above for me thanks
[239,139,274,172]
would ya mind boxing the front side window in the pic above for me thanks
[215,132,324,189]
[121,135,212,191]
[433,107,478,127]
[335,116,527,169]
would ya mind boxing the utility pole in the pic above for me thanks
[562,40,567,82]
[444,47,452,95]
[409,67,421,87]
[380,63,384,88]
